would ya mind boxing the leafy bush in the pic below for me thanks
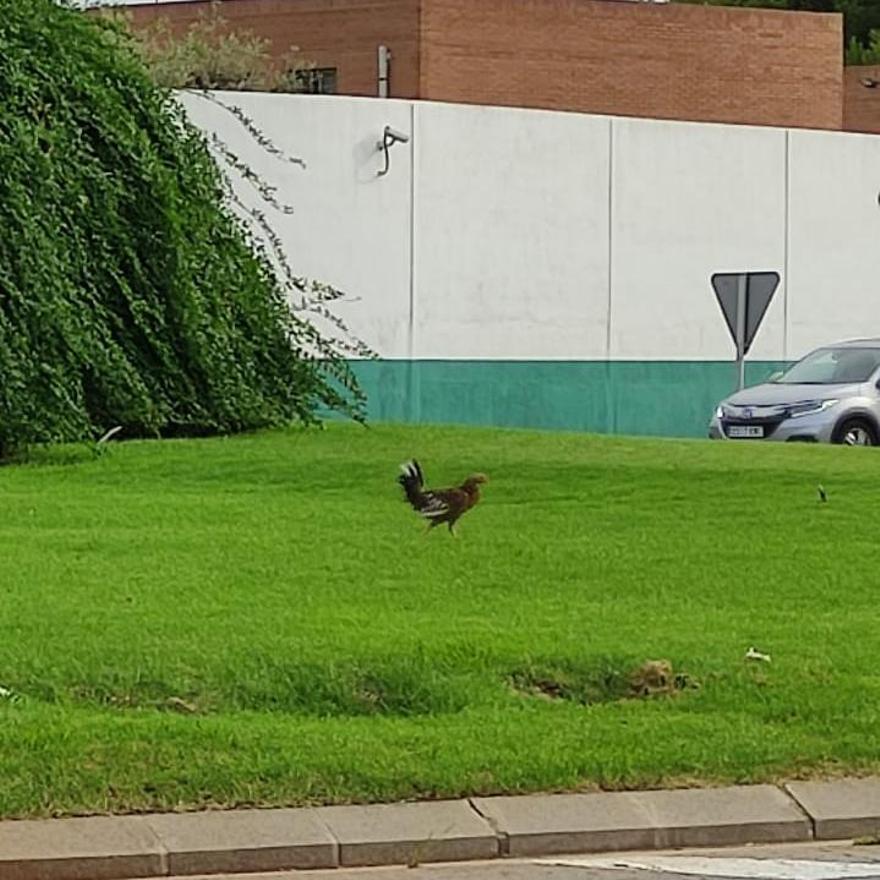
[0,0,365,459]
[846,30,880,65]
[100,1,316,93]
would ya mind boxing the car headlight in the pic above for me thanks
[714,405,725,420]
[788,399,839,419]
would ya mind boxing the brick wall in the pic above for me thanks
[125,0,421,98]
[420,0,843,130]
[119,0,843,130]
[844,64,880,134]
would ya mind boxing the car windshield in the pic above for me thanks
[775,347,880,385]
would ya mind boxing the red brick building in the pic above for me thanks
[122,0,849,131]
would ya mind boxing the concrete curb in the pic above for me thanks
[2,778,878,879]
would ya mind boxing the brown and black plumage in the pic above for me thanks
[397,459,488,535]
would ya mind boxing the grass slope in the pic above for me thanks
[1,423,878,818]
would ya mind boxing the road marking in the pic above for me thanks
[534,856,880,879]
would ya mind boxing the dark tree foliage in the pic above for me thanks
[0,0,365,458]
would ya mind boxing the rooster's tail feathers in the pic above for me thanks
[398,459,423,486]
[398,459,425,508]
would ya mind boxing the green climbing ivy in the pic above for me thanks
[0,0,367,459]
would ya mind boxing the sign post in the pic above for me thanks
[711,271,780,391]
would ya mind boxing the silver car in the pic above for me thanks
[708,339,880,445]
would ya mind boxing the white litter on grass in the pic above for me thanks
[745,646,772,663]
[534,856,880,879]
[0,686,20,703]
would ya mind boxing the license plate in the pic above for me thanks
[728,425,764,438]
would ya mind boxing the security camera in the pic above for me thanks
[381,125,410,146]
[377,125,410,176]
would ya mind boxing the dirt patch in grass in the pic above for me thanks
[508,657,699,706]
[60,661,471,718]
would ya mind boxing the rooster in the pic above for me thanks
[397,459,488,535]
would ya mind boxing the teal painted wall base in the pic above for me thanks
[347,360,789,438]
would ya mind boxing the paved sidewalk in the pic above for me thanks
[3,778,880,880]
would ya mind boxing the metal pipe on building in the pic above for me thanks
[378,45,391,98]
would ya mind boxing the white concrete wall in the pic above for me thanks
[414,102,611,360]
[181,91,880,364]
[610,118,788,362]
[787,129,880,356]
[180,92,414,358]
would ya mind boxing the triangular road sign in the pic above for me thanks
[711,271,780,355]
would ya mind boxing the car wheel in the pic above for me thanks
[833,418,878,447]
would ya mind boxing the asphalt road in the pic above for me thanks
[171,840,880,880]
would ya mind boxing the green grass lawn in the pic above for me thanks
[1,422,879,819]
